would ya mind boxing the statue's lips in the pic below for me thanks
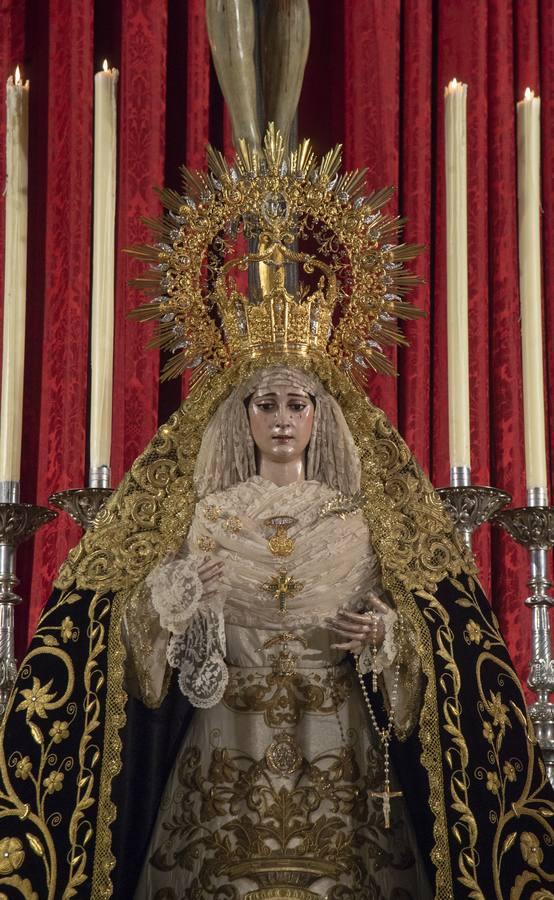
[272,435,293,442]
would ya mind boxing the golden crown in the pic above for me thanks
[130,125,424,391]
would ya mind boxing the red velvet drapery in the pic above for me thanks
[0,0,552,696]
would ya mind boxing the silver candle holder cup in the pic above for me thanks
[436,466,512,550]
[49,465,113,530]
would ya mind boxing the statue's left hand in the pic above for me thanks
[324,593,390,652]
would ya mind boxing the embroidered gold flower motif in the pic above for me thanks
[15,756,32,780]
[465,619,482,644]
[486,771,500,794]
[0,837,24,875]
[203,506,221,522]
[503,761,517,782]
[60,616,74,642]
[487,691,510,733]
[16,677,57,721]
[482,721,494,743]
[222,515,242,534]
[520,831,544,868]
[49,720,69,744]
[43,771,64,794]
[208,748,238,784]
[197,536,216,552]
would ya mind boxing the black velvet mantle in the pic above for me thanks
[0,571,552,899]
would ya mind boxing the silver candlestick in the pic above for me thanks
[494,486,554,785]
[436,466,512,550]
[0,481,58,717]
[49,465,113,530]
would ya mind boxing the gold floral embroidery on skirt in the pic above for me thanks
[144,741,418,900]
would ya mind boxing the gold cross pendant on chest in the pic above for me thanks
[369,786,403,829]
[263,570,304,614]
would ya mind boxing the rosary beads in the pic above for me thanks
[354,614,404,829]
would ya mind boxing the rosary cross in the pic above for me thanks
[369,787,403,829]
[263,570,304,614]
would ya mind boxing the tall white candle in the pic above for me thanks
[90,60,119,475]
[0,68,29,483]
[444,78,471,471]
[517,89,547,491]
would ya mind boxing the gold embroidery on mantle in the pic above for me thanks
[0,588,120,900]
[450,576,554,899]
[223,665,354,728]
[391,581,453,898]
[91,587,127,898]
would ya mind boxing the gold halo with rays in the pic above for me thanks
[128,124,424,392]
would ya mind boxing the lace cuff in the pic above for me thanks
[167,607,228,709]
[146,555,203,634]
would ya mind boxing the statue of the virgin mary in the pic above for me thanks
[0,129,552,900]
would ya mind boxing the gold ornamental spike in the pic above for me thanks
[290,138,316,177]
[263,123,286,173]
[318,145,343,181]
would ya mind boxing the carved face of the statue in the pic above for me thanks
[247,384,315,469]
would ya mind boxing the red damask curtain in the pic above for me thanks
[0,0,552,696]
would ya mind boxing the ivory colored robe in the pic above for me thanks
[132,477,430,899]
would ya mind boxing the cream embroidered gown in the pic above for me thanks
[132,477,431,900]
